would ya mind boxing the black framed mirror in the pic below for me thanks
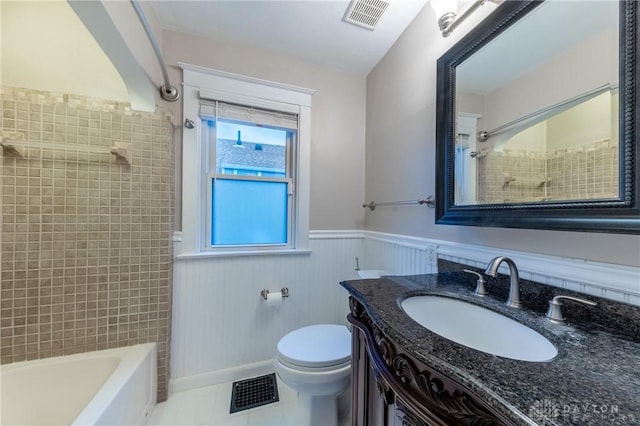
[435,0,639,234]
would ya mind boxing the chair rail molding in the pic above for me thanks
[364,231,640,304]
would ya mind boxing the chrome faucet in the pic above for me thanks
[484,256,521,309]
[546,295,597,323]
[463,269,487,297]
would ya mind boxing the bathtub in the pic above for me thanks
[0,343,157,426]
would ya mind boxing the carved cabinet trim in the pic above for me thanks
[348,297,514,426]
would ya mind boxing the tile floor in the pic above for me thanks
[146,376,351,426]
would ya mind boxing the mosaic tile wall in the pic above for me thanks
[477,150,548,203]
[477,140,619,203]
[0,86,174,401]
[547,140,619,201]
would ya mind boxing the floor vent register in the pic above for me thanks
[229,373,280,413]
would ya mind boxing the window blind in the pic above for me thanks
[456,133,470,148]
[200,100,298,130]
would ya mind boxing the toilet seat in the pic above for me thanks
[277,324,351,369]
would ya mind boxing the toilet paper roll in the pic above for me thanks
[266,291,283,307]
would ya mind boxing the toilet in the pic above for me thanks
[275,324,351,426]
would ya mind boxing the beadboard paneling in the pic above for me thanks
[171,234,363,380]
[365,231,639,306]
[171,230,639,391]
[363,233,437,275]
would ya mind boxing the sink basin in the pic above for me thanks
[401,296,557,362]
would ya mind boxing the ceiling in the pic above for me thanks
[148,0,428,75]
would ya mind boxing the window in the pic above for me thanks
[180,65,313,256]
[179,63,314,258]
[201,101,297,248]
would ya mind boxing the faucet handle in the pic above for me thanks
[546,295,597,323]
[463,269,488,297]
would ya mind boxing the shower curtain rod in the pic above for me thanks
[130,0,180,102]
[476,83,616,142]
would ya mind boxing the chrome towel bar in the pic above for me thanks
[363,196,435,211]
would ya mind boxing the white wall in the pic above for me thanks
[163,30,367,231]
[169,231,442,388]
[162,30,368,386]
[483,29,617,132]
[499,122,547,153]
[170,230,639,389]
[546,93,613,150]
[1,0,181,112]
[157,4,640,389]
[1,1,127,101]
[171,234,362,384]
[100,0,165,89]
[365,5,640,267]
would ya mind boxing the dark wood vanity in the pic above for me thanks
[342,269,640,426]
[348,296,513,426]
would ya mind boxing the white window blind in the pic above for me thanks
[199,100,298,130]
[456,132,470,148]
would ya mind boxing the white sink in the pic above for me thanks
[401,296,557,362]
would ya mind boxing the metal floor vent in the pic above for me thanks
[229,373,279,414]
[343,0,390,30]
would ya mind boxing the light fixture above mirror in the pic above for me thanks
[430,0,501,37]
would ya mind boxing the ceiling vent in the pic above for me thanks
[343,0,391,31]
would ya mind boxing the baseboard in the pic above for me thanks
[168,360,275,395]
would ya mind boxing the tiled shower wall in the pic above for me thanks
[477,141,618,203]
[477,150,547,203]
[547,140,619,201]
[0,86,174,401]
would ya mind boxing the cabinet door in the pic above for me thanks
[352,326,395,426]
[366,361,395,426]
[348,299,513,426]
[351,327,367,426]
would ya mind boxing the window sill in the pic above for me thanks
[175,248,312,260]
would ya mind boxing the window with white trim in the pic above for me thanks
[179,65,312,256]
[200,101,298,248]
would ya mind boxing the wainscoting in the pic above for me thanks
[170,230,639,393]
[363,232,438,275]
[170,232,364,391]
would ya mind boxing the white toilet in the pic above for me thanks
[275,324,351,426]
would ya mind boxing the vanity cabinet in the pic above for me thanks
[348,297,515,426]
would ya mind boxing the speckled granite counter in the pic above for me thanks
[341,269,640,426]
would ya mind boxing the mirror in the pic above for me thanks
[436,0,639,234]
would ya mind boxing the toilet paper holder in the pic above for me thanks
[261,287,290,300]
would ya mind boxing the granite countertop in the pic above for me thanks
[341,272,640,426]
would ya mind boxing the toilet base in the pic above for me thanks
[293,393,339,426]
[276,360,351,426]
[275,324,352,426]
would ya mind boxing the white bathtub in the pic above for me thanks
[0,343,157,426]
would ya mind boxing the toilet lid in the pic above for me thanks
[277,324,351,369]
